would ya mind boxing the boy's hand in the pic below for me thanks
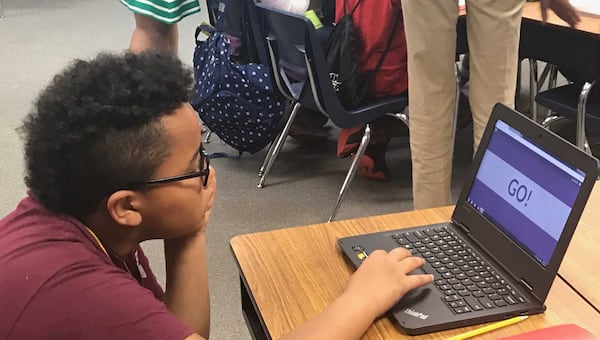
[343,247,433,319]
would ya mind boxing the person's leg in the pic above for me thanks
[403,0,458,209]
[129,13,179,54]
[466,0,524,150]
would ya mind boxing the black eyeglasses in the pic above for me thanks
[128,146,210,189]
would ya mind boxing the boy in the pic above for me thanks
[0,52,432,339]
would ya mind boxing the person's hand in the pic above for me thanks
[540,0,581,27]
[342,247,433,319]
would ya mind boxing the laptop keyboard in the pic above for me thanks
[390,226,528,314]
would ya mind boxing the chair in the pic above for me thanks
[254,4,461,221]
[254,4,407,221]
[519,17,600,152]
[537,82,600,150]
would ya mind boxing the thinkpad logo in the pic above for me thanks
[404,308,429,320]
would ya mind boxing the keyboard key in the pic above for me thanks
[461,278,474,286]
[513,293,527,303]
[414,230,427,239]
[404,232,419,243]
[437,267,450,274]
[494,299,507,307]
[424,229,437,236]
[467,285,480,292]
[448,300,466,308]
[464,296,484,311]
[476,281,490,288]
[421,251,434,258]
[445,295,460,302]
[478,297,495,309]
[488,293,502,301]
[395,237,409,245]
[504,295,518,305]
[454,306,472,314]
[471,276,484,283]
[448,278,460,285]
[482,288,495,295]
[473,291,485,298]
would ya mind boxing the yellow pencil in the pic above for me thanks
[446,315,529,340]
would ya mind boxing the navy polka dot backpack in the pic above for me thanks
[191,24,287,156]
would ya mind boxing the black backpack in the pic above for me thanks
[326,0,399,109]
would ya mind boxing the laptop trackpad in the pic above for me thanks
[389,284,455,330]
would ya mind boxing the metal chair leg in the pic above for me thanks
[548,65,558,90]
[257,101,301,188]
[202,130,213,144]
[576,81,594,152]
[328,124,372,222]
[528,59,538,122]
[258,138,278,177]
[257,100,296,177]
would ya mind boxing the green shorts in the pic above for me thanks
[120,0,201,24]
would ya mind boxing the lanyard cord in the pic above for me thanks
[85,227,132,275]
[85,227,109,258]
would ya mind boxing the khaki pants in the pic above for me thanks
[402,0,524,209]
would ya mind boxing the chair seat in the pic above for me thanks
[341,95,408,127]
[536,83,600,133]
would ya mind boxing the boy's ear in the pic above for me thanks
[105,190,143,228]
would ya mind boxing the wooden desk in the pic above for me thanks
[231,208,600,339]
[559,181,600,312]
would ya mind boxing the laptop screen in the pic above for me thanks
[466,119,586,267]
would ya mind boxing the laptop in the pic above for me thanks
[338,103,599,335]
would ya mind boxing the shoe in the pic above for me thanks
[337,126,364,157]
[356,143,389,181]
[337,125,390,158]
[288,121,330,144]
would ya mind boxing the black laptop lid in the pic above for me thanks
[452,104,598,301]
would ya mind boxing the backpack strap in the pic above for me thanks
[195,23,216,45]
[344,0,363,16]
[360,7,401,98]
[372,8,400,74]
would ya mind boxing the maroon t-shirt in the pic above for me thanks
[0,195,194,340]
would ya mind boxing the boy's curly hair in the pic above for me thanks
[20,52,194,219]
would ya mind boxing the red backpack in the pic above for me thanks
[335,0,407,99]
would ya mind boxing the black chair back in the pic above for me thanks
[241,0,269,66]
[520,19,600,83]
